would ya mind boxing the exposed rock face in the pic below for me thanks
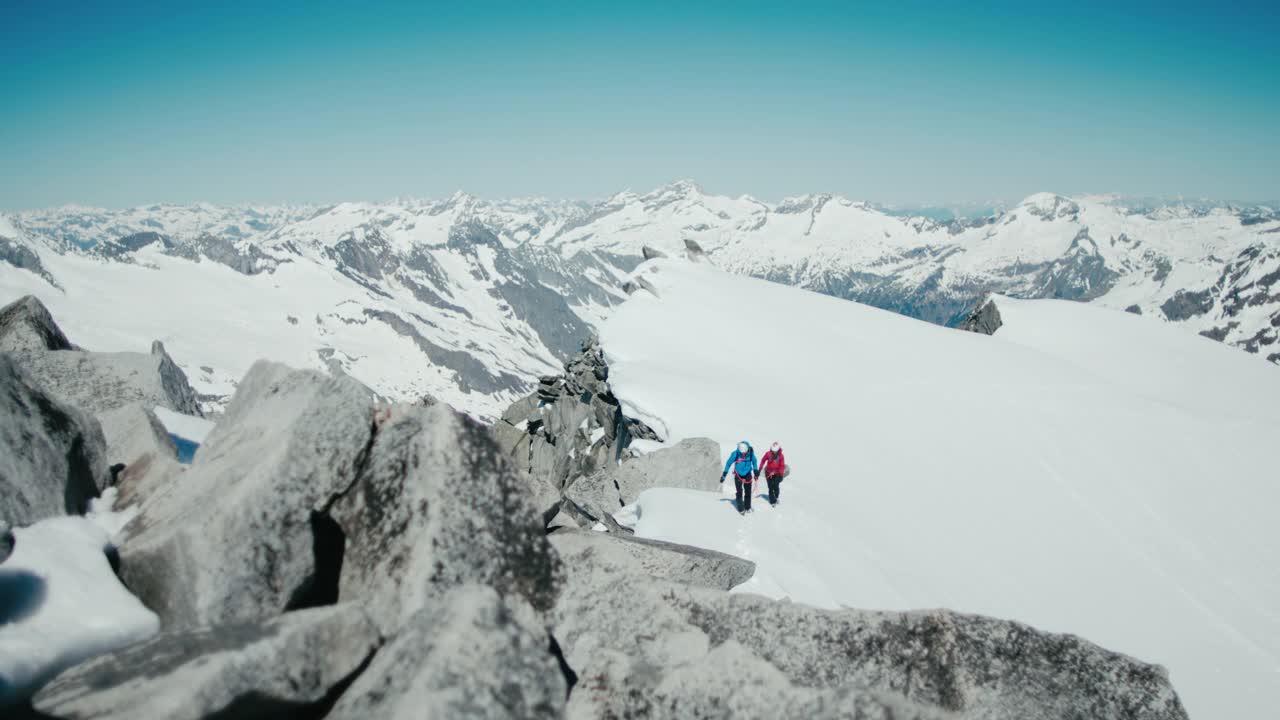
[328,585,565,720]
[494,341,661,497]
[9,341,202,417]
[32,603,380,720]
[116,361,376,628]
[549,528,754,591]
[332,403,561,633]
[959,295,1003,335]
[0,295,73,351]
[555,569,1189,720]
[0,239,60,289]
[0,523,12,563]
[563,438,720,522]
[95,404,182,510]
[642,245,669,260]
[1161,288,1216,321]
[0,355,109,527]
[683,237,707,260]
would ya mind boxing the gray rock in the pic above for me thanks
[635,274,662,297]
[328,585,566,720]
[571,639,947,720]
[958,295,1003,335]
[564,438,720,517]
[0,355,109,527]
[0,523,12,563]
[642,245,669,260]
[9,341,202,417]
[116,361,376,628]
[0,295,73,351]
[500,392,542,425]
[95,404,182,510]
[1126,304,1143,315]
[549,528,754,590]
[332,403,561,634]
[33,603,380,720]
[554,572,1188,720]
[683,237,707,258]
[1160,288,1215,321]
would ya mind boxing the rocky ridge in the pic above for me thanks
[2,302,1192,719]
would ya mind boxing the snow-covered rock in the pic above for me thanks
[32,603,379,720]
[958,293,1003,335]
[549,527,754,591]
[0,513,159,707]
[116,361,376,628]
[0,355,109,527]
[327,585,565,720]
[0,295,73,351]
[332,403,560,633]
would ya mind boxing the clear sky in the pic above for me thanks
[1,0,1276,208]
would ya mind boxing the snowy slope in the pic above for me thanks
[603,260,1280,720]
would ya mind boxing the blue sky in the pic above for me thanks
[1,0,1276,208]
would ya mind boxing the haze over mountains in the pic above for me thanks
[2,181,1277,419]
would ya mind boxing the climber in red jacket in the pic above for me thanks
[759,442,787,506]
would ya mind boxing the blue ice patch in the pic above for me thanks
[170,434,200,464]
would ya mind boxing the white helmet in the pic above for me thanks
[738,442,749,454]
[771,442,781,452]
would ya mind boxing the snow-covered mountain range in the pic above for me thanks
[2,182,1277,417]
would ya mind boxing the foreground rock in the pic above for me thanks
[333,403,561,633]
[555,568,1188,720]
[0,355,109,527]
[117,361,376,628]
[0,295,74,352]
[33,603,379,720]
[0,523,11,563]
[96,403,183,509]
[329,585,566,719]
[550,527,754,591]
[9,340,202,417]
[563,438,720,522]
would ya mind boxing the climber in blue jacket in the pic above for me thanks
[721,441,759,514]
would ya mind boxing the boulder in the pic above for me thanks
[549,528,754,590]
[0,295,73,352]
[554,571,1189,720]
[33,603,380,720]
[683,237,707,259]
[564,438,720,517]
[641,245,669,260]
[0,355,109,527]
[9,341,202,417]
[116,361,376,628]
[332,403,561,634]
[959,294,1003,335]
[328,585,566,720]
[95,404,182,510]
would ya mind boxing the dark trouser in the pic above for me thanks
[766,474,782,505]
[734,474,753,511]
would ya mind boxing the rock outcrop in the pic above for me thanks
[555,568,1189,720]
[328,585,565,719]
[959,294,1003,335]
[32,603,380,720]
[116,361,377,628]
[549,527,754,591]
[332,402,561,633]
[0,295,73,351]
[0,355,109,527]
[10,341,202,417]
[0,523,12,563]
[96,403,183,509]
